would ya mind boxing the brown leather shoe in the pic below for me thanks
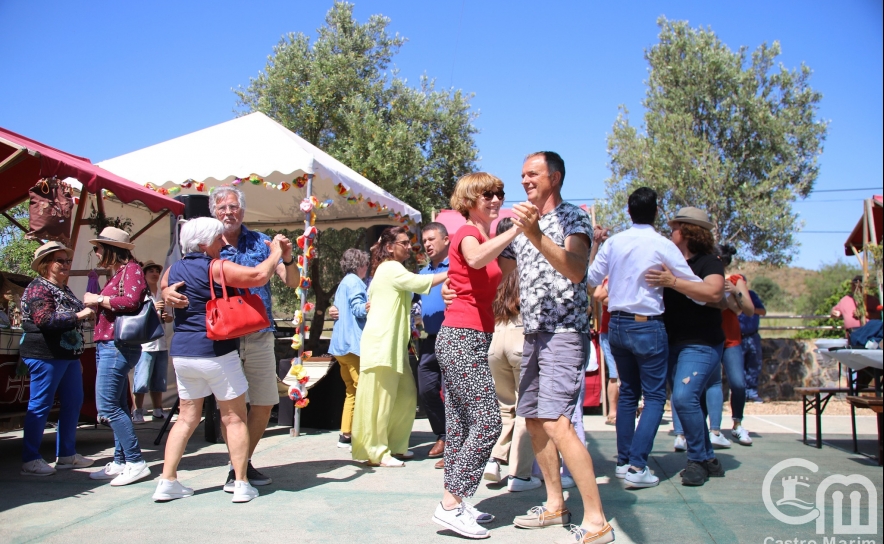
[434,459,445,469]
[428,439,445,458]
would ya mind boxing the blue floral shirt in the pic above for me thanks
[220,225,280,332]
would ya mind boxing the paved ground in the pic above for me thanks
[1,412,881,544]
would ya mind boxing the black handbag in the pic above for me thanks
[112,269,165,346]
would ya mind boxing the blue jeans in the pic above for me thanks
[742,333,762,394]
[608,316,669,469]
[96,341,143,464]
[672,344,746,433]
[22,358,83,463]
[132,350,168,394]
[669,343,724,463]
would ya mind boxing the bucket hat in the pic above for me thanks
[89,226,135,250]
[31,241,74,273]
[668,207,714,231]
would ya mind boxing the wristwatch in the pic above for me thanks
[282,256,295,266]
[96,295,105,304]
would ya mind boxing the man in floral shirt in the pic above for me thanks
[501,152,613,543]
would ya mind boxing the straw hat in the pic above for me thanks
[141,260,162,272]
[31,241,74,273]
[89,227,135,250]
[668,207,714,231]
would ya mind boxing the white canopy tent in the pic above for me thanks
[96,111,421,233]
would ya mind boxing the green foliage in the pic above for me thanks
[0,203,39,277]
[794,278,852,339]
[751,276,787,311]
[88,204,133,236]
[796,261,860,316]
[600,17,828,265]
[235,1,479,221]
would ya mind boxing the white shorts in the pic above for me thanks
[238,331,280,406]
[174,351,249,401]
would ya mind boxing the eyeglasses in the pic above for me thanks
[52,259,73,265]
[393,240,411,248]
[216,205,241,214]
[481,190,505,201]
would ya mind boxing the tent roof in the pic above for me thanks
[96,112,421,229]
[0,126,184,215]
[844,194,883,256]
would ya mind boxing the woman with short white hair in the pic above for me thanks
[153,217,290,503]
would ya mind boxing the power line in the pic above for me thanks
[810,187,880,193]
[799,231,852,234]
[502,186,877,204]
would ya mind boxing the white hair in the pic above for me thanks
[209,186,246,216]
[180,217,223,255]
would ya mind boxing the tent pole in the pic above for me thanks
[292,173,315,438]
[861,199,870,326]
[0,211,28,235]
[69,190,89,254]
[130,209,170,242]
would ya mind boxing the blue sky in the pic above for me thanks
[1,1,881,270]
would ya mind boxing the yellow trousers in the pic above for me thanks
[351,366,416,464]
[335,353,360,434]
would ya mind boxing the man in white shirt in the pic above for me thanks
[586,187,702,489]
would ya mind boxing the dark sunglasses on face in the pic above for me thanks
[53,259,74,265]
[481,190,505,201]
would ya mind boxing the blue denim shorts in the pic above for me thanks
[132,350,168,394]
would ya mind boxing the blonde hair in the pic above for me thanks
[449,172,504,219]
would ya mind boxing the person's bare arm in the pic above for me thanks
[430,271,448,287]
[512,202,589,284]
[273,236,299,288]
[731,278,755,317]
[460,227,520,270]
[646,264,724,303]
[593,283,609,307]
[213,237,284,288]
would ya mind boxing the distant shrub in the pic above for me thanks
[794,279,852,339]
[751,276,786,311]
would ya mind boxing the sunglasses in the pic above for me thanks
[52,258,74,265]
[481,190,505,201]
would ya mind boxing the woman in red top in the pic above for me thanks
[431,172,521,539]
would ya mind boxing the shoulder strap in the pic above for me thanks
[208,259,230,301]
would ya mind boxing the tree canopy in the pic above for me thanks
[235,1,479,222]
[600,17,828,265]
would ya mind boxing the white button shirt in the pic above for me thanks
[587,224,701,316]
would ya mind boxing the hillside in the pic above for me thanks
[731,262,817,313]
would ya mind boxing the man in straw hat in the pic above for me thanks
[162,186,298,492]
[587,192,721,491]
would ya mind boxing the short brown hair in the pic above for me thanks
[449,172,504,219]
[677,222,716,256]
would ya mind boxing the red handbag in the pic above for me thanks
[205,259,270,341]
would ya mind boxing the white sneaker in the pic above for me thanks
[624,466,659,489]
[110,461,151,486]
[507,475,542,492]
[21,458,56,476]
[232,480,259,503]
[432,502,490,539]
[710,431,732,449]
[132,409,145,424]
[731,426,753,445]
[56,453,94,469]
[674,435,687,451]
[615,464,629,479]
[152,409,165,420]
[560,475,576,489]
[152,478,194,501]
[462,501,494,524]
[482,459,501,482]
[90,461,125,480]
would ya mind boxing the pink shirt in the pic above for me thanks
[832,295,861,330]
[443,225,502,333]
[93,261,148,341]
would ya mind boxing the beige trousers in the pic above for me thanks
[487,319,535,479]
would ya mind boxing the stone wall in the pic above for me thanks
[758,339,841,400]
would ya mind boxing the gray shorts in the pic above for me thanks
[516,332,587,420]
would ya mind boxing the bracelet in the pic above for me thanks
[282,256,295,266]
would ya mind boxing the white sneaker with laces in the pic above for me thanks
[507,475,542,492]
[232,480,259,503]
[624,466,659,488]
[482,459,501,482]
[432,502,490,539]
[731,426,753,445]
[21,458,56,476]
[152,479,194,501]
[710,431,732,449]
[615,464,629,479]
[462,501,494,524]
[110,461,151,486]
[560,475,576,489]
[152,409,165,420]
[131,409,145,424]
[90,461,125,480]
[674,435,687,451]
[56,453,94,469]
